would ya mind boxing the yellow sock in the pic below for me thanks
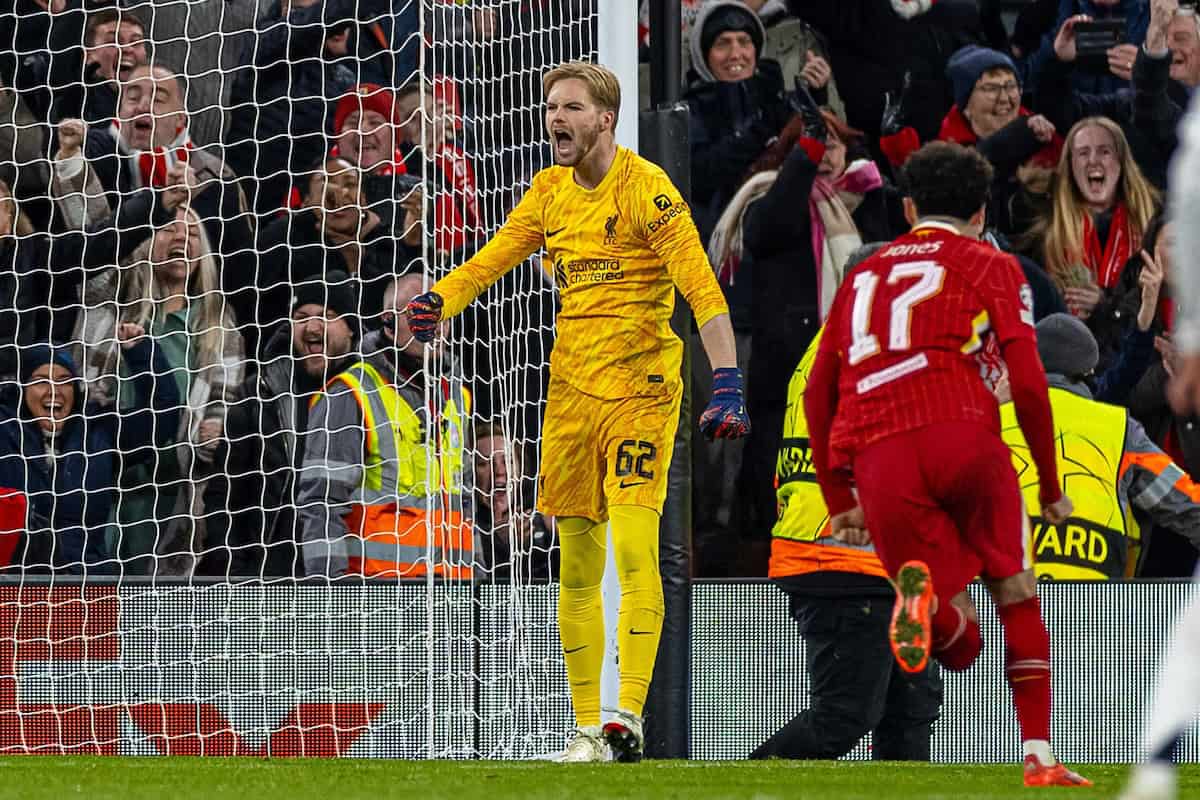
[610,504,664,717]
[556,515,608,727]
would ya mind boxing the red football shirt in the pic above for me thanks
[819,222,1037,455]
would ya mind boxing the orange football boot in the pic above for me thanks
[890,560,935,673]
[1023,756,1094,787]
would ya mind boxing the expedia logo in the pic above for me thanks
[653,194,672,211]
[562,258,623,285]
[647,201,688,234]
[775,437,816,486]
[1030,517,1124,578]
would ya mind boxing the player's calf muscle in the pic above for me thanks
[985,569,1037,607]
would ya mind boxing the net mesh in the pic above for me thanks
[0,0,596,757]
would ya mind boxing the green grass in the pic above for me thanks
[0,758,1196,799]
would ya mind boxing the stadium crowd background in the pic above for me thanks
[0,0,1196,584]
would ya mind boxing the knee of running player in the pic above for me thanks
[933,590,983,672]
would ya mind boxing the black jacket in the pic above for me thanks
[223,0,359,213]
[785,0,982,140]
[683,59,796,243]
[0,341,179,573]
[0,187,173,370]
[201,325,353,578]
[738,145,905,538]
[255,208,416,355]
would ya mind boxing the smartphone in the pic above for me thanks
[1074,19,1127,65]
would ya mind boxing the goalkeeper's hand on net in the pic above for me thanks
[699,368,751,441]
[404,291,444,342]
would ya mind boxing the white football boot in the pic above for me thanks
[556,726,609,763]
[1118,763,1177,800]
[602,708,644,763]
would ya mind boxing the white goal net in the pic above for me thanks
[0,0,598,758]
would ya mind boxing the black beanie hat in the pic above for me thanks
[291,271,360,340]
[701,5,763,60]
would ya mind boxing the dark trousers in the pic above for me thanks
[750,593,943,760]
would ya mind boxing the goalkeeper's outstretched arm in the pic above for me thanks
[407,178,546,338]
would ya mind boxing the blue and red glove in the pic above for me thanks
[404,291,443,342]
[699,368,751,440]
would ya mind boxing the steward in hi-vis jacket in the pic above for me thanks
[1001,314,1200,579]
[297,313,472,580]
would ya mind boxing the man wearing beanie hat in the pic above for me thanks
[296,271,472,584]
[201,272,360,578]
[683,0,795,242]
[996,311,1200,584]
[880,43,1062,235]
[0,333,179,574]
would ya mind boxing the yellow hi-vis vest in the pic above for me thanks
[769,328,888,580]
[1000,386,1139,580]
[332,360,473,579]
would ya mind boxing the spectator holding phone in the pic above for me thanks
[1020,0,1151,97]
[1032,2,1195,188]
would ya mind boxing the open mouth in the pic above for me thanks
[552,129,573,153]
[724,62,748,77]
[1086,169,1107,192]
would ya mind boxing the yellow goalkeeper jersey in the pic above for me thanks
[432,146,728,400]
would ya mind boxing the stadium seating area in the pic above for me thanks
[0,0,1195,585]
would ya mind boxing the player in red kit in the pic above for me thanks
[804,142,1090,788]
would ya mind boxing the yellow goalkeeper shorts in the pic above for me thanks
[537,377,682,522]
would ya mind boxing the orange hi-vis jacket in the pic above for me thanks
[308,354,473,579]
[769,328,889,580]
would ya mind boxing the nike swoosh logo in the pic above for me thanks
[628,629,655,636]
[545,227,566,238]
[564,645,587,654]
[618,480,647,489]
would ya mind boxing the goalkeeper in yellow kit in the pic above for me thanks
[405,61,747,762]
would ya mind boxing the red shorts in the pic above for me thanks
[853,422,1031,603]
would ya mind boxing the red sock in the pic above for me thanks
[932,601,982,671]
[997,596,1052,743]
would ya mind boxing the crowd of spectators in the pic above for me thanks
[0,0,555,580]
[675,0,1200,579]
[0,0,1195,582]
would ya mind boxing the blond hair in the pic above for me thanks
[542,61,621,129]
[1041,116,1159,286]
[119,205,233,369]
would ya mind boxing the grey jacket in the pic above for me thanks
[296,330,471,577]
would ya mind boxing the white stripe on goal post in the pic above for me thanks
[597,2,640,726]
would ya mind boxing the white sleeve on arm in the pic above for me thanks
[1169,93,1200,354]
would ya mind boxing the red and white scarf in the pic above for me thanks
[431,142,479,253]
[1081,203,1138,289]
[109,120,192,189]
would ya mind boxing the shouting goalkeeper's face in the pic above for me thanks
[545,78,613,168]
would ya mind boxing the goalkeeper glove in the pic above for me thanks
[404,291,443,342]
[699,368,751,440]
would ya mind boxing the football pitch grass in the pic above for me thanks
[3,758,1198,799]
